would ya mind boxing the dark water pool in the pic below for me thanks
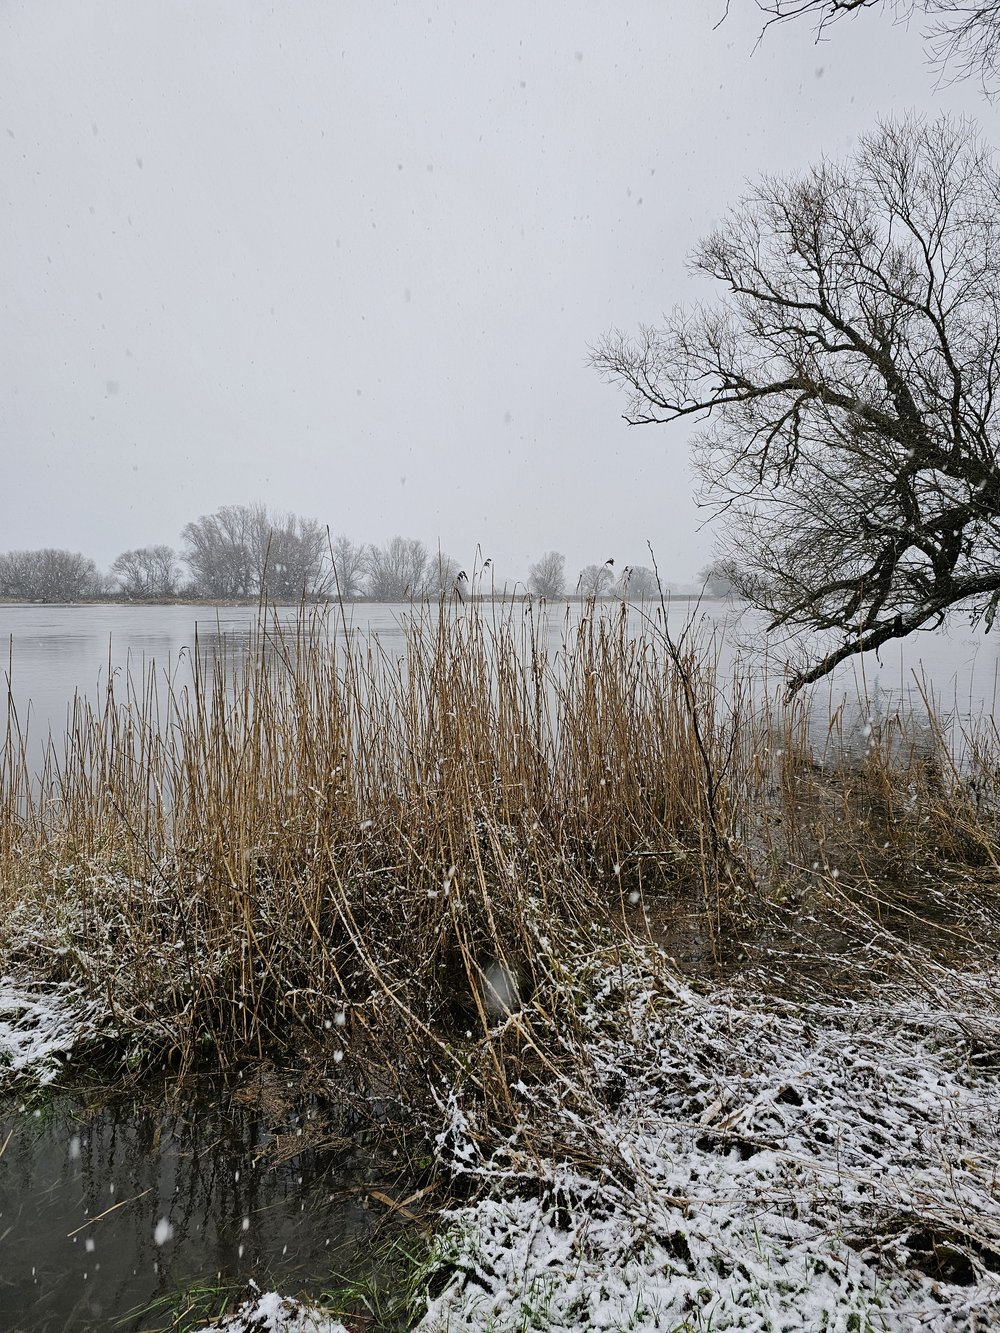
[0,1079,404,1331]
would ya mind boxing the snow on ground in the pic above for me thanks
[195,1288,349,1333]
[3,908,998,1330]
[416,956,1000,1332]
[0,978,104,1086]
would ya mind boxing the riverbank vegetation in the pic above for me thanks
[1,600,999,1327]
[0,506,718,605]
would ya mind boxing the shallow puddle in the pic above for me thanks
[0,1080,402,1331]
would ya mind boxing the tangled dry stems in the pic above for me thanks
[0,601,997,1131]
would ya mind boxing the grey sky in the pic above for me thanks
[2,1,995,589]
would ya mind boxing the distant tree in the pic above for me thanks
[431,551,464,597]
[576,561,616,598]
[528,551,566,598]
[181,504,327,600]
[698,561,741,599]
[182,505,257,598]
[0,548,101,601]
[750,1,1000,92]
[110,545,181,599]
[592,117,1000,691]
[615,565,659,601]
[0,551,34,599]
[363,537,435,600]
[258,512,328,602]
[329,533,367,601]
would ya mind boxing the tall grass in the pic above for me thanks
[1,599,997,1108]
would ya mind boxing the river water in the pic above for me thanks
[1,600,997,773]
[0,1081,399,1332]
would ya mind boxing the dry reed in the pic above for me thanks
[1,599,997,1120]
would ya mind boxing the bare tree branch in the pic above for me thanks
[749,1,1000,94]
[592,115,1000,690]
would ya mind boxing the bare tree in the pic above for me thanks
[0,551,35,599]
[182,504,327,600]
[750,1,1000,92]
[0,548,102,601]
[592,116,1000,691]
[328,533,367,601]
[698,561,741,599]
[576,560,616,598]
[431,551,464,597]
[615,565,660,601]
[111,545,181,599]
[182,505,257,598]
[363,536,437,600]
[258,512,328,602]
[528,551,567,598]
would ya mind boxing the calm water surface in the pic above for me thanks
[1,601,997,770]
[0,1082,396,1332]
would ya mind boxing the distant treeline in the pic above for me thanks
[0,503,735,603]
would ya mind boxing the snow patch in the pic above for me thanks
[419,959,1000,1331]
[196,1289,349,1333]
[0,980,101,1086]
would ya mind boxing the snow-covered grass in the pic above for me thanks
[156,934,998,1332]
[2,912,998,1330]
[415,948,1000,1332]
[0,977,106,1086]
[196,1287,349,1333]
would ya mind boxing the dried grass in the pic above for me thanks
[0,599,997,1119]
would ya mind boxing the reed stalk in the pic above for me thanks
[0,599,996,1114]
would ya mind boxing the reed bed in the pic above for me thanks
[0,600,998,1117]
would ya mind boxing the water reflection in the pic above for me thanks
[0,1080,394,1331]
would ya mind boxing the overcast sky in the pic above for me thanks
[2,1,997,589]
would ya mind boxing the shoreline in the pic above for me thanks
[1,603,997,1330]
[3,930,998,1331]
[0,592,723,608]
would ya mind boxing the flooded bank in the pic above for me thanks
[0,1079,408,1331]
